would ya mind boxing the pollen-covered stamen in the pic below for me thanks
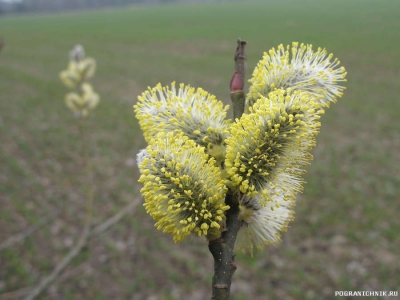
[136,149,150,167]
[138,132,229,242]
[134,82,231,158]
[236,194,295,255]
[246,42,347,110]
[226,91,322,203]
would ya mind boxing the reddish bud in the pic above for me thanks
[229,72,243,92]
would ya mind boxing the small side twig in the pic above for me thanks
[16,197,141,300]
[0,287,32,300]
[22,226,90,300]
[0,214,55,251]
[92,198,140,235]
[77,118,94,228]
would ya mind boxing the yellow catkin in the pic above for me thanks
[134,82,231,160]
[246,42,347,110]
[226,90,322,205]
[138,132,229,242]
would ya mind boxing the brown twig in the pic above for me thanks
[208,194,242,300]
[230,39,247,120]
[208,39,247,300]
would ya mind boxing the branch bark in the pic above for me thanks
[208,39,247,300]
[208,193,241,300]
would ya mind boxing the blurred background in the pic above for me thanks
[0,0,399,299]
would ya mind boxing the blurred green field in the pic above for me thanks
[1,1,400,299]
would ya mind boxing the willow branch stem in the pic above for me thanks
[78,118,94,228]
[209,38,247,300]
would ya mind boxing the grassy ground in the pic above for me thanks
[1,0,400,299]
